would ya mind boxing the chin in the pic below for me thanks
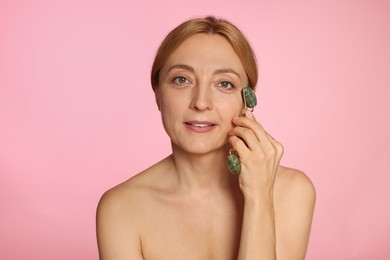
[172,141,228,156]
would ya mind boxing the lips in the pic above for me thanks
[184,121,217,133]
[185,121,216,127]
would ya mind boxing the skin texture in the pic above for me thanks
[96,34,316,260]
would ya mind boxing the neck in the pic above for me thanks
[169,143,237,192]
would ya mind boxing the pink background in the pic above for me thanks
[1,0,389,259]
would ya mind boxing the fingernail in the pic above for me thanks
[246,110,253,118]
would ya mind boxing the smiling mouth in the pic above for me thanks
[189,123,213,127]
[185,122,217,127]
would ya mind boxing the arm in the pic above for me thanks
[238,169,315,260]
[228,110,315,259]
[238,190,277,259]
[96,189,144,260]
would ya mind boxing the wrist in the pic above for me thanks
[243,193,274,213]
[243,188,273,204]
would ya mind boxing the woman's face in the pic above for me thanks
[155,33,249,155]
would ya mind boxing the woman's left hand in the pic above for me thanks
[228,109,284,201]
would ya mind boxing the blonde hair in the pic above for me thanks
[151,16,258,91]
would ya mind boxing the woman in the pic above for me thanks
[96,16,315,260]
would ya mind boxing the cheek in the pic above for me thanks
[219,96,243,113]
[159,95,184,123]
[161,93,183,109]
[217,100,243,124]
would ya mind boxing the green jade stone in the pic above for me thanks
[227,87,257,175]
[227,153,241,175]
[242,87,257,109]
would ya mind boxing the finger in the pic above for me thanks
[229,126,260,151]
[232,115,274,150]
[260,130,284,162]
[244,109,256,120]
[233,113,285,159]
[266,133,284,157]
[227,135,250,157]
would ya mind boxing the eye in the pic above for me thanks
[217,81,234,90]
[172,76,190,85]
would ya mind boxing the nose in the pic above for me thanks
[189,84,213,111]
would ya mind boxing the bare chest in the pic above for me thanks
[139,195,243,260]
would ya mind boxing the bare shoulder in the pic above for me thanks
[98,169,154,210]
[96,157,172,260]
[97,176,146,222]
[97,158,173,228]
[275,165,316,203]
[96,178,145,259]
[273,166,316,259]
[97,155,173,213]
[273,165,316,220]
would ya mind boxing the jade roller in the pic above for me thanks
[227,87,257,175]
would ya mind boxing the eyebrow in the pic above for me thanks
[213,68,241,79]
[166,64,241,79]
[166,64,194,73]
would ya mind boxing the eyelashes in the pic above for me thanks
[171,76,236,91]
[172,76,191,85]
[217,81,235,90]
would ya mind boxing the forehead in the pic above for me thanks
[163,33,247,76]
